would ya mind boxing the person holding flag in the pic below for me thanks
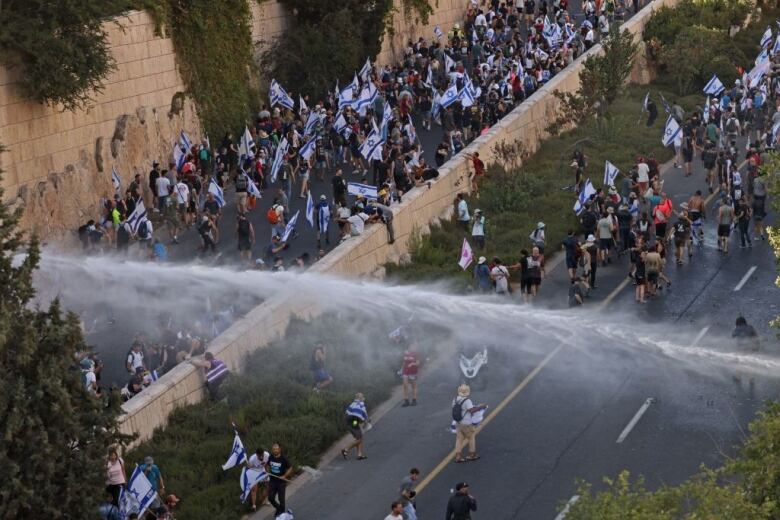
[314,194,331,247]
[247,447,270,512]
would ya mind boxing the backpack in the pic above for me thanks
[267,207,280,225]
[137,221,150,240]
[726,118,738,133]
[452,398,467,422]
[235,174,248,191]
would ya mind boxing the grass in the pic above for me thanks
[385,80,706,286]
[125,314,445,519]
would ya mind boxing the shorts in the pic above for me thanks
[316,161,327,169]
[599,238,612,250]
[347,417,363,440]
[566,257,577,270]
[683,148,693,163]
[717,224,731,237]
[178,203,186,215]
[521,278,532,294]
[647,271,659,285]
[674,237,686,248]
[529,277,542,287]
[635,275,646,284]
[165,216,179,228]
[238,239,251,251]
[236,192,248,206]
[314,368,330,382]
[402,374,417,382]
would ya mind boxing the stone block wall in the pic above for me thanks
[119,0,678,446]
[0,10,200,238]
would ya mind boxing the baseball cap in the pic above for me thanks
[455,482,469,491]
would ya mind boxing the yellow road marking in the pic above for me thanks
[597,277,631,311]
[414,344,564,494]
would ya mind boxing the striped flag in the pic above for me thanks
[119,465,156,520]
[125,199,148,234]
[298,95,308,115]
[269,79,294,110]
[180,130,192,152]
[573,179,596,215]
[306,190,314,227]
[222,430,247,471]
[282,211,299,242]
[434,26,444,39]
[111,166,121,192]
[359,129,384,161]
[270,137,289,183]
[440,84,460,109]
[299,138,316,162]
[359,57,372,82]
[172,141,185,171]
[702,74,725,95]
[208,177,225,207]
[662,115,681,147]
[761,26,773,48]
[238,126,255,160]
[304,111,319,137]
[240,467,269,503]
[603,161,619,187]
[347,182,378,200]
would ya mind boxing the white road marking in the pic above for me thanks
[733,266,757,292]
[554,495,581,520]
[616,398,655,444]
[691,326,710,347]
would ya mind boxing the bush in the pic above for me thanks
[126,313,445,520]
[643,0,752,46]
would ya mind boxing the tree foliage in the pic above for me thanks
[0,144,129,518]
[0,0,134,109]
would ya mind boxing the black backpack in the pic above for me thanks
[235,174,248,191]
[452,398,467,422]
[137,221,150,240]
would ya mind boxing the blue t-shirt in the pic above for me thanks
[139,464,162,491]
[153,242,167,261]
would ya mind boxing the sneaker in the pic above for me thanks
[411,399,417,406]
[402,399,410,407]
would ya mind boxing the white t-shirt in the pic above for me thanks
[453,396,474,425]
[472,216,485,237]
[348,213,368,236]
[127,350,144,371]
[491,265,509,293]
[457,199,470,222]
[84,371,97,393]
[384,514,403,520]
[248,451,269,469]
[175,182,189,205]
[156,176,171,197]
[636,163,650,183]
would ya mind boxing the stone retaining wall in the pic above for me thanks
[120,0,678,445]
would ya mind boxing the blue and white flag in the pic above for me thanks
[459,83,476,107]
[603,161,619,187]
[333,113,348,135]
[359,129,384,161]
[208,177,225,207]
[359,57,372,82]
[306,190,314,227]
[238,125,255,160]
[282,210,299,242]
[126,199,148,234]
[564,24,576,44]
[269,79,295,110]
[703,74,725,95]
[773,34,780,54]
[703,95,710,124]
[270,137,289,183]
[111,166,121,192]
[304,111,319,137]
[642,91,650,112]
[299,95,308,115]
[356,81,378,115]
[118,465,156,520]
[771,121,780,147]
[222,431,248,470]
[573,179,596,215]
[347,182,378,200]
[404,115,417,144]
[444,53,456,75]
[756,48,769,67]
[172,141,185,171]
[317,201,330,234]
[180,130,193,152]
[434,26,444,39]
[346,398,368,422]
[239,166,262,199]
[299,138,316,162]
[240,467,269,503]
[761,26,773,48]
[440,84,459,109]
[381,101,393,135]
[747,59,771,86]
[659,93,672,114]
[662,115,681,147]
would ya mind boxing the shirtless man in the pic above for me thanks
[687,191,706,246]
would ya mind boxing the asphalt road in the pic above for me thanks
[251,146,779,520]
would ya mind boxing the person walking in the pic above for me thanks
[341,393,369,460]
[471,209,486,250]
[248,447,270,512]
[400,343,420,407]
[237,213,254,263]
[105,448,126,506]
[452,384,487,463]
[266,442,293,517]
[384,501,404,520]
[456,193,470,232]
[398,468,420,520]
[445,482,478,520]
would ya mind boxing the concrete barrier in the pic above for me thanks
[120,0,679,445]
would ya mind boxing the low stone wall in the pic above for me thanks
[0,10,200,238]
[120,0,678,445]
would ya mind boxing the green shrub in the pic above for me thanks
[643,0,751,46]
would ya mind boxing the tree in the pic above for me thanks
[0,0,134,110]
[0,144,129,518]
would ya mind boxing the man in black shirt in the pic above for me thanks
[266,442,293,516]
[332,169,347,206]
[445,482,477,520]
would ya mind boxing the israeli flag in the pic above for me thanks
[281,210,299,242]
[359,129,384,161]
[347,182,378,200]
[458,83,476,108]
[381,101,393,135]
[111,166,121,192]
[357,81,378,115]
[573,179,596,215]
[440,84,460,109]
[299,138,316,162]
[771,121,780,147]
[444,53,456,74]
[346,398,368,422]
[756,48,769,67]
[703,96,710,124]
[269,79,295,110]
[119,465,156,520]
[222,431,248,470]
[761,26,773,49]
[306,191,314,227]
[703,74,725,95]
[747,59,771,86]
[603,161,619,186]
[208,177,225,207]
[299,95,308,115]
[239,166,262,199]
[238,126,255,160]
[564,24,576,44]
[317,201,330,234]
[334,113,348,135]
[172,141,185,170]
[434,26,444,39]
[240,467,269,503]
[404,115,417,144]
[662,115,681,147]
[659,93,672,114]
[642,92,649,112]
[338,84,355,109]
[126,199,148,234]
[773,34,780,54]
[359,57,372,82]
[304,111,319,137]
[270,137,289,183]
[180,130,192,152]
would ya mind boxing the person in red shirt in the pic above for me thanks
[400,343,420,407]
[466,152,485,198]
